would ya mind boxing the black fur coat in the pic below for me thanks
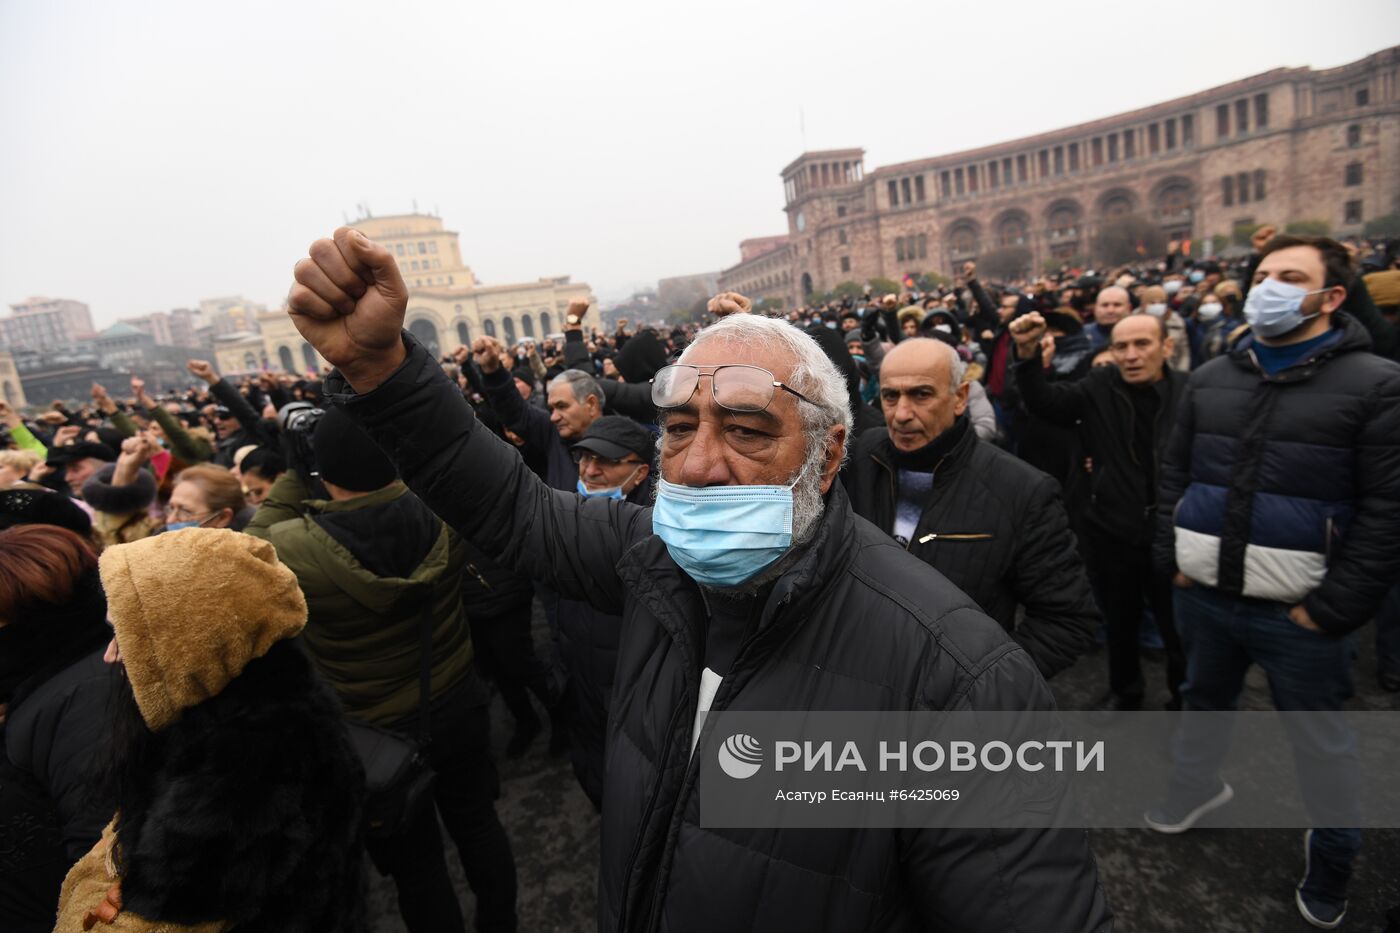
[114,639,366,932]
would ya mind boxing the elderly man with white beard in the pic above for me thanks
[286,227,1110,933]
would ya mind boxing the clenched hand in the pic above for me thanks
[288,227,408,392]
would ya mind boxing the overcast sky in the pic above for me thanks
[2,0,1397,327]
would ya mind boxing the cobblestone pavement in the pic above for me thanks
[368,605,1400,932]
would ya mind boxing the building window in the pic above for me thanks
[1149,123,1160,153]
[954,168,965,195]
[1123,131,1135,160]
[1002,157,1013,183]
[1069,143,1080,171]
[1091,138,1103,166]
[1166,118,1177,149]
[915,175,926,202]
[1254,94,1269,128]
[989,161,999,188]
[1345,200,1363,224]
[838,228,848,245]
[896,238,906,262]
[1182,114,1194,146]
[1253,169,1266,201]
[1237,172,1251,204]
[837,205,847,217]
[1039,150,1050,176]
[1107,136,1119,162]
[1017,154,1028,182]
[967,165,978,192]
[1235,99,1249,133]
[429,241,438,252]
[418,242,427,253]
[1345,162,1362,186]
[1053,146,1064,175]
[902,177,913,204]
[395,244,405,255]
[1222,176,1235,207]
[1347,124,1361,147]
[1356,88,1369,106]
[840,256,851,273]
[941,171,952,197]
[411,260,420,270]
[887,180,899,207]
[1216,104,1230,137]
[917,234,928,259]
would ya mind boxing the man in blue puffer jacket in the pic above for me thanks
[1150,234,1400,930]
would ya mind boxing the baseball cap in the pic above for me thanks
[572,416,653,462]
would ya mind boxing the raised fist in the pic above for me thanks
[1250,224,1277,251]
[288,227,408,390]
[186,359,218,384]
[91,382,109,401]
[881,294,898,310]
[707,292,752,318]
[472,336,506,374]
[564,299,590,330]
[1009,311,1048,359]
[962,261,977,280]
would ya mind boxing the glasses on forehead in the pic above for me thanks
[650,364,817,414]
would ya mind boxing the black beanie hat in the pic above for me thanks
[311,405,397,492]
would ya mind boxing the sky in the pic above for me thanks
[2,0,1397,328]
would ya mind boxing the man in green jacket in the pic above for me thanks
[246,404,518,933]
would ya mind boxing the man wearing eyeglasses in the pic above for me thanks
[288,229,1110,933]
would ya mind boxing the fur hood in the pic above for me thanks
[55,641,366,931]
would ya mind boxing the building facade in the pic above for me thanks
[0,350,27,409]
[0,297,97,353]
[722,46,1400,307]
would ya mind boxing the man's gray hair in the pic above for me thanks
[680,314,853,442]
[549,369,603,405]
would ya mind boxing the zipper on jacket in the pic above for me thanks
[616,698,689,933]
[464,562,493,591]
[917,532,993,544]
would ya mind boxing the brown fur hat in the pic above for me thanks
[98,528,306,731]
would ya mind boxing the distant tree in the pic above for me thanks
[977,246,1033,281]
[754,297,784,314]
[1092,214,1167,265]
[1231,221,1262,248]
[1210,234,1230,255]
[830,281,865,300]
[1284,219,1332,236]
[868,277,901,297]
[1362,214,1400,238]
[667,296,709,326]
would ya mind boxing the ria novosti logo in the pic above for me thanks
[718,733,764,779]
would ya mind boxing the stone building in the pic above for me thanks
[720,46,1400,307]
[0,350,27,409]
[0,297,97,353]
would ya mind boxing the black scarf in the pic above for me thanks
[889,413,969,472]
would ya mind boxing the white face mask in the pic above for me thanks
[1145,303,1167,318]
[1164,280,1183,295]
[1197,302,1224,321]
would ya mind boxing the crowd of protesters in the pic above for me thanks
[1,223,1397,932]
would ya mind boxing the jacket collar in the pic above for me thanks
[301,480,409,513]
[869,414,976,481]
[1229,312,1372,382]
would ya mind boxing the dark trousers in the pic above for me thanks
[1087,531,1185,703]
[368,675,518,933]
[1170,584,1361,885]
[470,598,555,726]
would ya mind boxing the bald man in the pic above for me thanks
[846,338,1100,680]
[1083,286,1132,352]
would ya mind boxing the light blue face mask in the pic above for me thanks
[1189,271,1205,284]
[651,478,794,588]
[164,519,204,532]
[1244,277,1325,338]
[576,467,639,501]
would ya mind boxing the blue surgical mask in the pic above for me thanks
[1243,278,1324,338]
[1189,271,1205,284]
[164,519,203,532]
[576,469,637,501]
[652,478,794,588]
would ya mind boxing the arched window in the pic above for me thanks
[947,223,979,256]
[456,321,470,345]
[539,311,551,334]
[521,314,535,338]
[996,215,1028,247]
[278,345,295,372]
[502,316,517,344]
[301,343,318,373]
[408,318,441,356]
[484,319,497,338]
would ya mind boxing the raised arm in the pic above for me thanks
[1009,312,1089,426]
[287,228,651,612]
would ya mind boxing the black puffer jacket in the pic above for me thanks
[1,651,117,932]
[328,334,1111,933]
[846,418,1101,680]
[1155,314,1400,635]
[1016,355,1188,547]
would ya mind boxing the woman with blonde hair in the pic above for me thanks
[164,463,249,531]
